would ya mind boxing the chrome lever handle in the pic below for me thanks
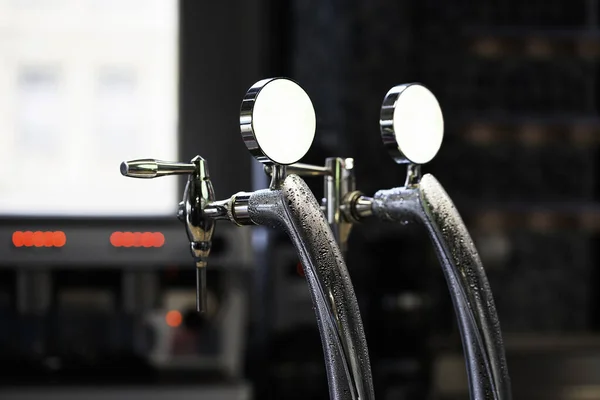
[264,162,329,177]
[120,159,196,178]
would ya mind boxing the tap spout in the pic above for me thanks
[248,174,375,400]
[182,156,216,313]
[371,174,511,400]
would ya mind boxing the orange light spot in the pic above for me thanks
[165,310,182,328]
[23,231,34,247]
[296,261,305,277]
[133,232,143,247]
[43,231,54,247]
[123,232,134,247]
[33,231,44,247]
[153,232,165,247]
[141,232,153,248]
[110,232,121,247]
[12,231,23,247]
[53,231,66,247]
[110,231,165,248]
[12,231,66,248]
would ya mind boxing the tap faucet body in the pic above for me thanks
[247,174,374,400]
[271,83,512,400]
[265,157,356,254]
[121,77,375,400]
[182,156,216,312]
[369,174,511,400]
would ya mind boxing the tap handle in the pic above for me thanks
[120,156,214,314]
[380,83,444,165]
[120,159,197,178]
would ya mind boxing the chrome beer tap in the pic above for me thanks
[264,157,356,254]
[120,78,375,400]
[270,83,512,400]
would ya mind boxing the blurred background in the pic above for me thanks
[0,0,598,399]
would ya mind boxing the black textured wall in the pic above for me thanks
[287,0,598,334]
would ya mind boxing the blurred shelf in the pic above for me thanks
[469,204,600,232]
[462,28,600,59]
[431,333,600,352]
[0,384,252,400]
[456,117,600,146]
[0,221,253,270]
[456,114,600,124]
[470,37,600,60]
[464,27,600,39]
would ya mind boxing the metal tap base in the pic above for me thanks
[249,174,375,400]
[371,174,511,400]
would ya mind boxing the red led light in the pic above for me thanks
[110,232,165,248]
[53,231,67,247]
[110,232,122,247]
[296,261,305,277]
[43,231,53,247]
[123,232,134,248]
[165,310,182,328]
[12,232,23,247]
[154,232,165,247]
[12,231,66,248]
[23,231,33,247]
[33,231,44,247]
[141,232,153,248]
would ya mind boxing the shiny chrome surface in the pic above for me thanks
[368,175,511,400]
[229,192,252,225]
[265,162,330,176]
[248,174,374,400]
[264,157,357,254]
[121,156,216,313]
[120,159,196,178]
[240,77,316,166]
[269,164,287,190]
[121,159,375,398]
[352,195,374,220]
[310,82,511,400]
[324,158,355,254]
[183,156,216,313]
[121,77,375,399]
[380,83,444,165]
[404,163,422,188]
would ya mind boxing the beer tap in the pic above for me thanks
[120,78,375,400]
[269,83,512,400]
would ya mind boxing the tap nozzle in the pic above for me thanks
[121,156,215,313]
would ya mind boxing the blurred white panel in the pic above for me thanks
[0,0,178,216]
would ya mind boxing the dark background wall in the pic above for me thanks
[260,1,600,398]
[286,0,598,333]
